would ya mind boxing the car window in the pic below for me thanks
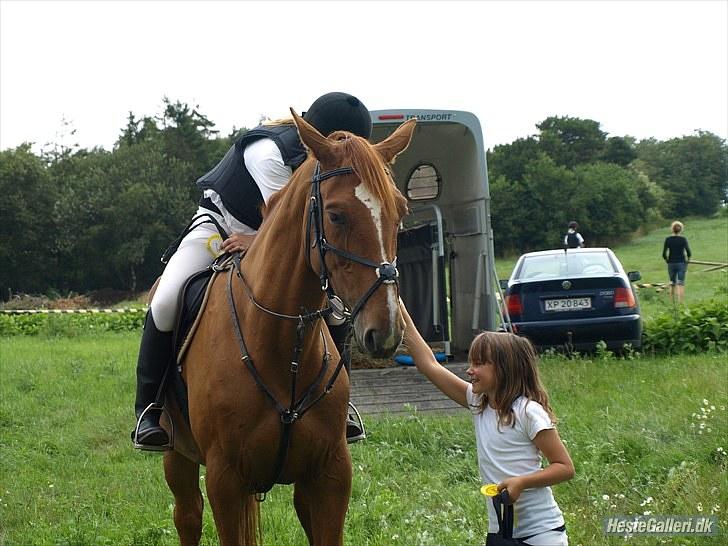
[516,252,616,280]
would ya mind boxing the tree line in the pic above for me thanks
[487,116,726,255]
[0,101,725,298]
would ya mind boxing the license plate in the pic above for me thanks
[544,297,591,312]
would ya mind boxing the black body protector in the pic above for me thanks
[196,124,307,228]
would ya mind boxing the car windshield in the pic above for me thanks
[516,252,616,280]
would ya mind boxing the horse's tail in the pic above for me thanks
[241,494,262,545]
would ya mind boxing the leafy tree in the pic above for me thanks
[635,132,727,217]
[491,155,582,253]
[537,116,607,168]
[572,162,646,244]
[0,145,57,298]
[487,137,540,182]
[601,136,637,166]
[118,112,160,147]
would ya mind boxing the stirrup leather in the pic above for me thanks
[346,401,366,444]
[133,403,174,452]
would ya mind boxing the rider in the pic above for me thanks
[133,92,372,449]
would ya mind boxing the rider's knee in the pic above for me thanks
[150,298,177,332]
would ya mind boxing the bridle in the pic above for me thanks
[306,161,400,322]
[226,159,400,496]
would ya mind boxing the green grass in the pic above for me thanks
[494,215,728,320]
[1,334,726,545]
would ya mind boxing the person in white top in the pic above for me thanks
[132,92,373,449]
[400,302,575,545]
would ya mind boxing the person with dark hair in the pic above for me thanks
[662,220,691,304]
[132,92,372,449]
[563,221,584,249]
[400,301,574,545]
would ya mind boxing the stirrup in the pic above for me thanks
[346,401,366,444]
[133,403,174,452]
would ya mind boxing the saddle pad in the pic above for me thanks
[175,266,223,365]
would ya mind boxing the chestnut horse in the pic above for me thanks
[162,111,416,545]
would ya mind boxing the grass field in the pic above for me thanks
[494,215,728,320]
[1,333,726,545]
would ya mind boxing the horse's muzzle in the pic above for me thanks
[357,324,402,358]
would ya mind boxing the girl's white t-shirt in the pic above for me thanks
[466,386,565,538]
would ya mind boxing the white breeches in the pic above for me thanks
[150,208,230,332]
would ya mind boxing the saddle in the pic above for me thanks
[173,255,233,363]
[162,254,235,432]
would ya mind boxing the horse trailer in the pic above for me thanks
[370,109,499,357]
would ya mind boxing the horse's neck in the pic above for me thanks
[238,201,325,340]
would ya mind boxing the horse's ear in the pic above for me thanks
[290,108,336,163]
[373,118,416,163]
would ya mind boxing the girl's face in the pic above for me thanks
[467,360,497,396]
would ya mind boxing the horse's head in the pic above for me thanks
[291,109,415,358]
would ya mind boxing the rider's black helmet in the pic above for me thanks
[303,92,372,140]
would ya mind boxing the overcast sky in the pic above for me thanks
[1,0,726,153]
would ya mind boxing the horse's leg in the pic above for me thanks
[293,486,314,544]
[205,457,259,546]
[163,451,203,546]
[293,453,352,546]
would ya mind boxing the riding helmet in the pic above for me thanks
[303,92,372,139]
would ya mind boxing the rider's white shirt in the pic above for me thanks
[203,137,293,235]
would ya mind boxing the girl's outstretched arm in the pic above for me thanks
[498,428,575,502]
[400,300,469,408]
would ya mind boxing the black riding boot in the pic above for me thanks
[131,311,173,449]
[329,321,366,443]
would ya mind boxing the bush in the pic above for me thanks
[0,310,145,336]
[643,300,728,354]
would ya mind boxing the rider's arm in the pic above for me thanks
[244,138,293,203]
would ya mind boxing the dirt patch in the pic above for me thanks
[350,346,397,369]
[1,293,94,310]
[0,291,148,310]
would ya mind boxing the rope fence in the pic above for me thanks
[0,308,148,315]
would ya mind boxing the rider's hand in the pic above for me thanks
[221,233,256,254]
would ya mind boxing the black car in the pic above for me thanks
[500,248,642,352]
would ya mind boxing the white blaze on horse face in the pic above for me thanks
[354,183,398,335]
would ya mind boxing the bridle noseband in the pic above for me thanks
[306,161,400,322]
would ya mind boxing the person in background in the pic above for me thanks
[563,221,584,249]
[132,92,372,449]
[400,301,574,545]
[662,220,691,304]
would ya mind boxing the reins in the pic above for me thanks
[225,160,399,497]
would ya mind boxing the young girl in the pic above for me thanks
[400,302,574,545]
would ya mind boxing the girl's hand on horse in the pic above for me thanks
[222,233,256,254]
[498,476,526,503]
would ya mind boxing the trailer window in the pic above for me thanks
[406,164,440,201]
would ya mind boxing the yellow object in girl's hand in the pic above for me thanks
[480,483,499,497]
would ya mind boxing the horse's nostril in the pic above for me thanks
[363,328,379,352]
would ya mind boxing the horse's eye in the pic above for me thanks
[327,212,345,225]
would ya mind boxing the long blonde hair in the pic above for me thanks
[468,331,556,427]
[261,117,295,127]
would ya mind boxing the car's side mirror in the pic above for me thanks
[499,279,509,290]
[627,271,641,282]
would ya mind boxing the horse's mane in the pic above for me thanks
[332,132,405,219]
